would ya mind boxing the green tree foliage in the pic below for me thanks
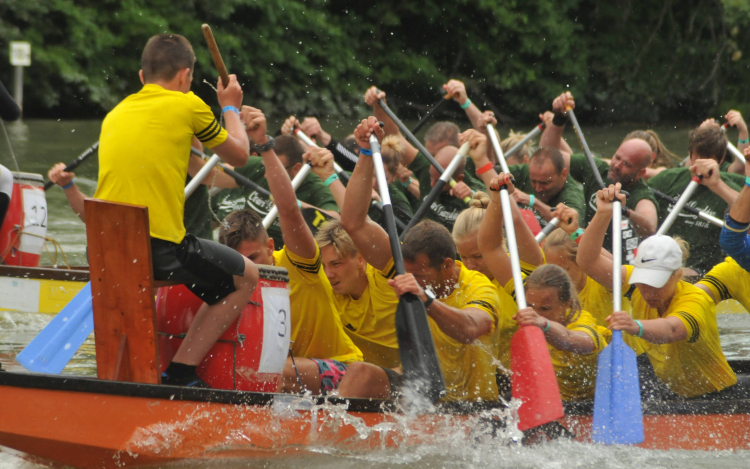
[0,0,748,123]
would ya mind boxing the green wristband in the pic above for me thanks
[635,320,644,338]
[569,228,584,241]
[542,319,551,333]
[323,173,339,187]
[460,99,472,110]
[528,194,535,208]
[739,138,749,145]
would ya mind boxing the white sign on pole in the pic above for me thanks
[10,42,31,67]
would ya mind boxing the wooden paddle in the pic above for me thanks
[43,142,99,191]
[370,133,446,403]
[202,24,229,88]
[489,126,563,430]
[592,192,644,444]
[411,94,451,134]
[398,142,470,240]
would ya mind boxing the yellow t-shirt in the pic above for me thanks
[698,257,750,311]
[493,259,544,372]
[273,246,363,364]
[433,261,502,401]
[332,259,401,368]
[623,265,736,397]
[548,311,608,401]
[578,276,631,328]
[95,84,228,243]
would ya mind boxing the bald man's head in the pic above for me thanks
[607,138,653,186]
[429,145,465,191]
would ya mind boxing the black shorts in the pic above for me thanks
[151,234,246,305]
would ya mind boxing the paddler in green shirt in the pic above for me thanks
[648,123,744,277]
[363,86,483,233]
[210,135,340,249]
[539,92,658,264]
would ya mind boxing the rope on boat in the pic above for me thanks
[1,227,71,269]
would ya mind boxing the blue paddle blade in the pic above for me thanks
[16,282,93,374]
[592,330,645,444]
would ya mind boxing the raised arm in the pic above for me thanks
[460,129,497,187]
[539,93,574,166]
[242,106,316,259]
[340,116,391,270]
[476,174,514,287]
[691,158,739,205]
[304,147,346,210]
[208,75,250,167]
[364,87,420,166]
[720,149,750,271]
[576,184,628,289]
[726,110,749,174]
[443,79,484,131]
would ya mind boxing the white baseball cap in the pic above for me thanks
[629,235,683,288]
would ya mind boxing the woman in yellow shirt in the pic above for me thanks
[577,183,737,399]
[542,204,630,327]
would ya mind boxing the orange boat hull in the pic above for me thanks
[1,372,750,468]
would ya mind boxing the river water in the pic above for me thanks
[1,118,750,468]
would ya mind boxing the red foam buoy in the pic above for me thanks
[155,266,291,392]
[0,172,47,267]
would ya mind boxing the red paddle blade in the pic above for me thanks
[511,325,564,431]
[519,209,542,236]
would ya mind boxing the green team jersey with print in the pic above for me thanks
[648,168,743,276]
[212,157,339,249]
[408,152,484,233]
[568,153,658,263]
[507,163,586,229]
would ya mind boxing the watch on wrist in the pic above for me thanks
[423,289,436,309]
[252,136,275,153]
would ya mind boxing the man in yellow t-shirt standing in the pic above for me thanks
[337,117,501,402]
[91,34,258,387]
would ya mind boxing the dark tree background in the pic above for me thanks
[0,0,748,124]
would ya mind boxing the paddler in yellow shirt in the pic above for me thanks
[218,107,362,396]
[478,173,608,401]
[336,117,502,402]
[542,203,631,327]
[578,183,738,399]
[696,258,750,313]
[313,220,401,370]
[457,129,545,390]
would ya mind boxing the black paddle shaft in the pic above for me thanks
[44,141,100,191]
[399,179,446,241]
[411,97,449,134]
[371,135,446,403]
[377,98,452,178]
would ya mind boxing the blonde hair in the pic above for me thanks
[452,192,491,242]
[501,130,533,164]
[542,228,578,261]
[313,220,358,258]
[672,236,690,263]
[526,264,582,325]
[624,130,680,169]
[381,135,403,176]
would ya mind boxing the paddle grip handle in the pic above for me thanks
[202,24,230,88]
[535,217,560,244]
[44,141,100,191]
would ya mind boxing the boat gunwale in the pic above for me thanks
[0,264,89,282]
[3,367,750,417]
